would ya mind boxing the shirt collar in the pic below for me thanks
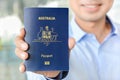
[70,18,87,42]
[70,16,120,42]
[107,16,120,36]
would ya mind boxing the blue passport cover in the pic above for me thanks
[24,8,69,71]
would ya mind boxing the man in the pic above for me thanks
[15,0,120,80]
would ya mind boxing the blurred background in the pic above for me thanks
[0,0,119,80]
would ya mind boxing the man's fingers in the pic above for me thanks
[15,36,28,50]
[15,48,28,60]
[19,63,26,73]
[19,28,26,39]
[69,38,75,50]
[14,28,28,50]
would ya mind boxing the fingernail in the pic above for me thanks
[19,66,22,72]
[21,53,26,59]
[19,65,25,73]
[21,43,27,50]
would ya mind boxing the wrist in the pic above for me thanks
[47,71,68,80]
[45,72,61,80]
[34,71,60,78]
[50,72,61,79]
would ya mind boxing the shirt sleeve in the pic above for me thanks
[26,71,47,80]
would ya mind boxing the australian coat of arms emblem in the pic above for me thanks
[33,26,61,46]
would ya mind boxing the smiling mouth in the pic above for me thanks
[81,3,102,12]
[82,4,102,8]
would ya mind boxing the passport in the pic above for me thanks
[24,8,69,71]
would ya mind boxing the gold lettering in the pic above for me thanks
[44,61,50,65]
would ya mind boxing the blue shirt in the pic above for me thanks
[26,17,120,80]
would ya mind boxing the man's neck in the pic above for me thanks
[75,16,111,43]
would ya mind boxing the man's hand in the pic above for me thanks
[15,28,75,78]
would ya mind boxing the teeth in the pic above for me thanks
[85,5,97,8]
